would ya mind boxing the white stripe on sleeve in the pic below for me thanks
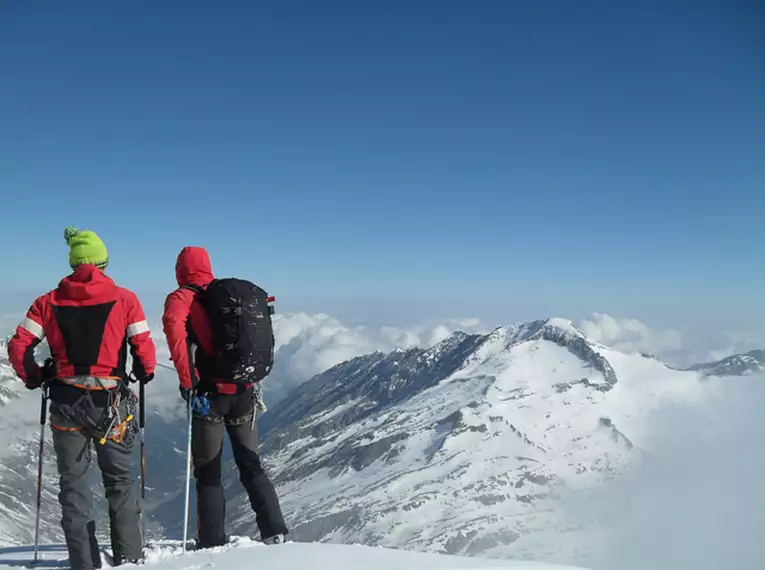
[20,317,45,340]
[127,320,150,337]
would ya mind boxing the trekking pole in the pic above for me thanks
[33,384,50,564]
[251,386,256,432]
[139,379,147,547]
[182,392,193,552]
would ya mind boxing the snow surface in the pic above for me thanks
[0,538,589,570]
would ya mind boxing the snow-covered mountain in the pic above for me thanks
[225,318,712,564]
[684,349,765,377]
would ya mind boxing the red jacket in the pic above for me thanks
[8,265,157,386]
[162,246,245,393]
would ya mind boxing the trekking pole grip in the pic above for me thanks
[139,380,146,428]
[39,385,48,425]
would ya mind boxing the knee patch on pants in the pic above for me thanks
[195,448,223,486]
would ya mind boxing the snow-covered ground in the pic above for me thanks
[0,537,590,570]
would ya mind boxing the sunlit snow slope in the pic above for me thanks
[0,537,590,570]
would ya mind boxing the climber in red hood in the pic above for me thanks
[175,246,215,289]
[162,246,218,391]
[161,246,288,548]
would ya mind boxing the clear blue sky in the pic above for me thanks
[1,0,763,328]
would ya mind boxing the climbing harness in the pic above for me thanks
[52,377,138,446]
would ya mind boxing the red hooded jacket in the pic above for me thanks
[8,265,157,385]
[162,247,246,393]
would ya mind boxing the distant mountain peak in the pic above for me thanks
[461,317,618,389]
[542,317,583,335]
[686,349,765,377]
[482,318,586,347]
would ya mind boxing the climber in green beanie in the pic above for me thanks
[64,226,109,270]
[7,226,157,569]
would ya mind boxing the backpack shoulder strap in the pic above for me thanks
[180,284,203,294]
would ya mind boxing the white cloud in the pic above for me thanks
[563,373,765,569]
[578,313,684,357]
[704,330,765,362]
[267,313,489,405]
[576,315,764,368]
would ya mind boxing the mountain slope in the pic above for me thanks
[229,318,709,563]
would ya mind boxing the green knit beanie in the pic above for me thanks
[64,226,109,269]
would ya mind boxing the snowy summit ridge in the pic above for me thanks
[465,318,619,389]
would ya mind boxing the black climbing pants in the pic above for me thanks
[191,386,288,548]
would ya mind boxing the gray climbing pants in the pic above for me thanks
[50,396,142,570]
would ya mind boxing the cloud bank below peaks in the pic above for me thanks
[267,312,488,404]
[264,311,716,405]
[578,313,684,359]
[13,309,758,419]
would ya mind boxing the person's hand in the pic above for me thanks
[129,372,154,384]
[138,373,154,384]
[179,386,191,402]
[41,358,56,382]
[25,359,53,390]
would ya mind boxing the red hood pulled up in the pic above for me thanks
[175,246,214,287]
[57,265,116,301]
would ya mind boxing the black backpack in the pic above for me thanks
[187,278,275,384]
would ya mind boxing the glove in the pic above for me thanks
[26,358,54,390]
[179,386,191,402]
[41,358,56,382]
[130,372,154,384]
